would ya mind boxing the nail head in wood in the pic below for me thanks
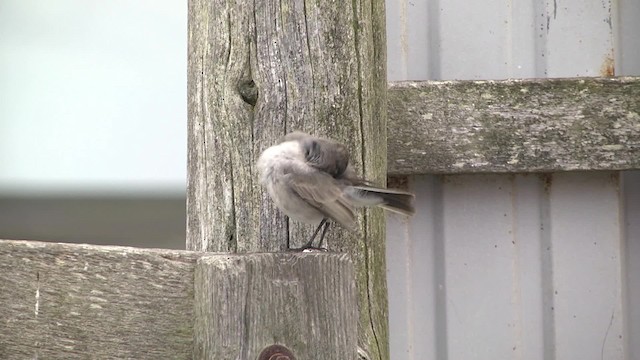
[258,344,296,360]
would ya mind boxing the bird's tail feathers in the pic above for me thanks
[347,186,415,216]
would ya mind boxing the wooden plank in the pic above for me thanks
[187,0,391,358]
[387,77,640,174]
[194,253,358,360]
[1,240,359,359]
[0,240,199,359]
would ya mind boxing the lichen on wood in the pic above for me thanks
[387,77,640,174]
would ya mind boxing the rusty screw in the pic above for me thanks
[257,344,296,360]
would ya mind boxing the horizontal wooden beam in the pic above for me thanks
[0,240,199,359]
[0,240,356,359]
[387,77,640,174]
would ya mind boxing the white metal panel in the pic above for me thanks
[548,173,625,359]
[438,0,539,79]
[441,175,528,359]
[386,0,434,80]
[387,0,619,81]
[624,171,640,360]
[510,175,549,360]
[617,0,640,76]
[386,176,443,360]
[542,1,615,77]
[388,173,629,359]
[385,0,637,358]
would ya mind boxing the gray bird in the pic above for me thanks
[257,131,415,250]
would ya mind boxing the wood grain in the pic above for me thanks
[187,0,390,358]
[0,239,199,359]
[387,77,640,174]
[1,240,359,359]
[194,253,358,360]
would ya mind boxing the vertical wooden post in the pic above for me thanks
[187,0,389,358]
[194,253,357,359]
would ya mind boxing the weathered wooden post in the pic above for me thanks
[187,0,389,358]
[194,253,357,359]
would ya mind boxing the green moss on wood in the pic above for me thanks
[388,77,640,174]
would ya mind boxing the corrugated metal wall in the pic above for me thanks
[385,0,640,359]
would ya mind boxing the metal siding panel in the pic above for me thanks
[385,0,408,81]
[512,175,548,360]
[624,171,640,360]
[384,0,636,359]
[385,0,552,80]
[509,1,540,78]
[387,176,444,360]
[389,173,631,359]
[548,172,626,359]
[386,214,413,360]
[542,1,615,77]
[441,175,520,359]
[438,0,510,79]
[617,0,640,75]
[438,0,539,80]
[386,0,618,80]
[386,0,434,81]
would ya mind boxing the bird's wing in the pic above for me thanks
[284,168,357,230]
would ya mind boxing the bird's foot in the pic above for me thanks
[286,245,329,252]
[286,218,331,252]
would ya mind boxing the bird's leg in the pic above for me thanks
[316,221,331,249]
[301,218,327,249]
[288,218,328,251]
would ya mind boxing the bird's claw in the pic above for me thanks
[286,245,329,252]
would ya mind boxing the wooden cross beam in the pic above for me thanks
[0,240,357,359]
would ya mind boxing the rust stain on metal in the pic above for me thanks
[610,172,620,198]
[600,55,615,77]
[542,174,553,195]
